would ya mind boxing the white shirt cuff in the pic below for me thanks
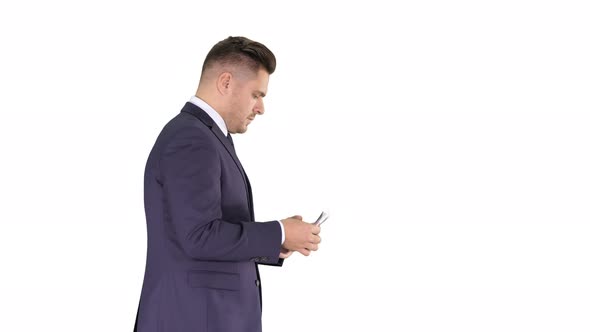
[277,220,285,245]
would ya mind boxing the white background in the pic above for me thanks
[1,1,589,331]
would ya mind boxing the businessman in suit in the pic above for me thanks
[134,36,322,332]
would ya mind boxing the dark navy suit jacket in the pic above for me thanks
[135,102,283,332]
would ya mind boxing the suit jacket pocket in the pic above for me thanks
[187,270,240,291]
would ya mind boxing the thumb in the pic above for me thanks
[290,215,303,220]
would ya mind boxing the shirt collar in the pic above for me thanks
[188,95,228,136]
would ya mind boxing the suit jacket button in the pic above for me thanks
[255,280,261,287]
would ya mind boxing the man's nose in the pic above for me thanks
[254,100,265,115]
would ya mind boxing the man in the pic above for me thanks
[134,36,322,332]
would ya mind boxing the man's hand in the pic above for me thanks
[281,215,322,256]
[279,215,300,259]
[279,246,293,259]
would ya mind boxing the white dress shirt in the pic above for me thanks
[188,96,285,245]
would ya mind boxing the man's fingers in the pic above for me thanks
[280,246,294,259]
[298,248,311,256]
[307,234,321,244]
[282,217,322,256]
[313,235,321,244]
[279,251,293,259]
[307,244,319,251]
[310,225,321,234]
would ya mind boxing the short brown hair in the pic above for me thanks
[202,36,276,75]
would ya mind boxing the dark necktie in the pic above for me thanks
[227,133,234,147]
[227,133,254,221]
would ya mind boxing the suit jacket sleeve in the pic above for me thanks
[257,258,284,267]
[159,128,282,262]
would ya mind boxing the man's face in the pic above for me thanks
[226,69,269,134]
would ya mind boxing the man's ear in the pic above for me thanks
[217,72,232,95]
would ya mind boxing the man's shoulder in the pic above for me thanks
[166,110,209,132]
[153,110,214,148]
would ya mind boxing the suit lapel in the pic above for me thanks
[244,172,255,220]
[180,103,254,219]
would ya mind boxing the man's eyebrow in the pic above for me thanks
[256,90,266,98]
